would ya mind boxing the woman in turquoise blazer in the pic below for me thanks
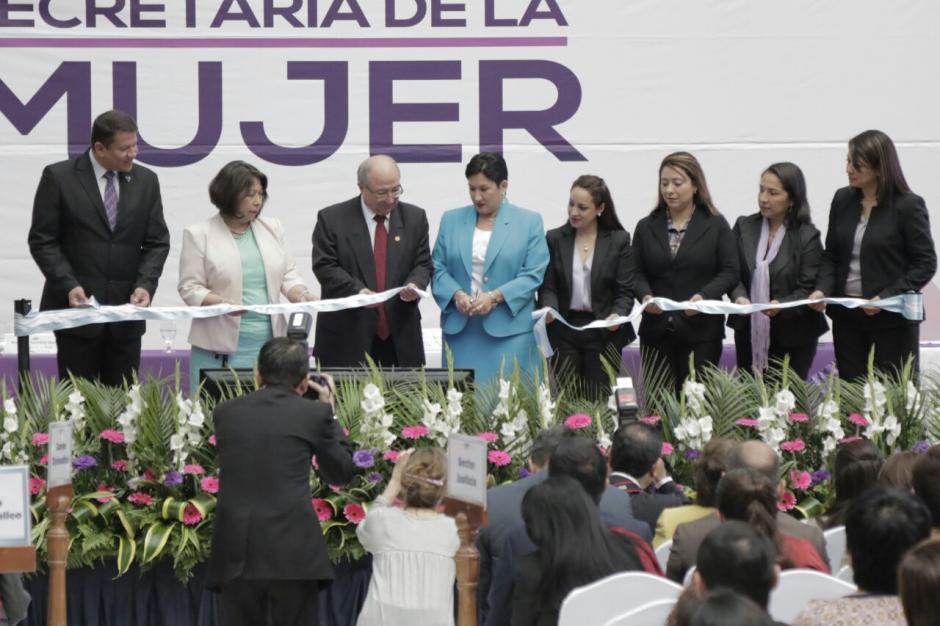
[431,153,549,384]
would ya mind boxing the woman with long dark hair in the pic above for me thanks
[809,130,937,380]
[539,175,635,398]
[820,438,883,530]
[511,476,643,626]
[716,469,828,573]
[729,163,828,379]
[632,152,739,389]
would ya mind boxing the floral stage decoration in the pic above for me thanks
[2,351,939,582]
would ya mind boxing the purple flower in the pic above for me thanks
[164,470,183,487]
[518,467,531,479]
[913,441,931,454]
[73,455,97,470]
[684,449,702,461]
[353,450,375,469]
[366,472,383,483]
[811,469,832,485]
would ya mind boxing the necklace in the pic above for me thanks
[576,233,596,253]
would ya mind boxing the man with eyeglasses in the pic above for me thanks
[312,155,433,367]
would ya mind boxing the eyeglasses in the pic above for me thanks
[363,185,404,200]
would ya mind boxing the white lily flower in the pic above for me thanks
[3,398,16,415]
[2,416,17,433]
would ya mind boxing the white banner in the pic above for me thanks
[2,1,939,345]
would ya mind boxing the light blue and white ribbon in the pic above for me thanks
[532,293,925,357]
[14,286,430,336]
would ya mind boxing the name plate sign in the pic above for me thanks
[446,434,487,509]
[47,421,73,489]
[0,466,31,546]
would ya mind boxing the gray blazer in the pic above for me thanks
[666,510,828,582]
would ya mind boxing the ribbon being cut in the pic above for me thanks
[532,293,925,357]
[13,288,924,360]
[13,286,431,336]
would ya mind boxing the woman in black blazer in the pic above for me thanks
[809,130,937,380]
[729,163,828,379]
[539,175,635,397]
[633,152,739,390]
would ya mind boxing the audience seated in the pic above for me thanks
[609,422,687,531]
[911,452,940,539]
[356,448,459,626]
[792,487,930,626]
[667,441,827,582]
[819,439,883,529]
[672,589,774,626]
[898,539,940,626]
[716,469,829,573]
[511,476,644,626]
[478,427,648,624]
[655,438,733,547]
[878,450,918,491]
[487,435,660,626]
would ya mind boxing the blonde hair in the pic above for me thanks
[401,448,447,508]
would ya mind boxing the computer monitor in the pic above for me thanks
[198,367,475,403]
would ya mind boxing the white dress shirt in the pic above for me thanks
[570,245,593,311]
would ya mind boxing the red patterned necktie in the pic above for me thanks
[103,171,118,230]
[373,215,390,340]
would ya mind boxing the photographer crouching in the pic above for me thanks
[206,336,357,626]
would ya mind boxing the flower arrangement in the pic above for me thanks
[3,352,939,582]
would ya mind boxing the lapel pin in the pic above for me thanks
[394,235,401,242]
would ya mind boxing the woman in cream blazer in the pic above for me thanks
[178,161,316,392]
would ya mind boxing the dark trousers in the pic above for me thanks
[219,578,320,626]
[369,334,399,367]
[549,311,621,400]
[733,329,818,380]
[55,326,141,386]
[831,310,919,381]
[641,335,723,394]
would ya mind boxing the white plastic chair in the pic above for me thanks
[767,569,857,623]
[603,598,677,626]
[558,572,683,626]
[655,540,673,574]
[683,565,696,587]
[836,564,854,584]
[823,525,847,569]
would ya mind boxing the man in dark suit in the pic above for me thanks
[311,155,433,367]
[693,522,787,626]
[609,422,686,531]
[27,110,170,385]
[666,440,828,582]
[207,337,357,626]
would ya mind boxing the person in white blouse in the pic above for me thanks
[356,448,459,626]
[178,161,317,393]
[538,175,637,398]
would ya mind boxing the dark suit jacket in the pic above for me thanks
[27,151,170,338]
[665,510,828,583]
[632,206,739,343]
[477,471,649,626]
[311,196,433,366]
[206,386,356,589]
[609,472,686,532]
[538,224,637,347]
[815,187,936,329]
[728,214,828,348]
